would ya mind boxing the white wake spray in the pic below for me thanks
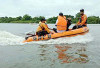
[0,31,24,46]
[0,31,93,46]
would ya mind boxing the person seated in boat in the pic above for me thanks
[66,18,72,31]
[36,18,54,36]
[55,12,71,33]
[73,9,87,29]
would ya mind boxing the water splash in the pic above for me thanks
[0,31,24,46]
[0,31,93,46]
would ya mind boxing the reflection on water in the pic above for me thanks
[39,45,50,61]
[38,44,56,67]
[55,44,89,64]
[38,44,89,65]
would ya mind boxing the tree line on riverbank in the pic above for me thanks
[0,13,100,24]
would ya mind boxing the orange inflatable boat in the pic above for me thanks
[23,27,89,43]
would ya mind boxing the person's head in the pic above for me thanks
[59,12,63,16]
[41,18,46,23]
[80,9,84,15]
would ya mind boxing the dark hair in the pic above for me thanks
[80,9,84,12]
[59,12,63,16]
[41,18,46,21]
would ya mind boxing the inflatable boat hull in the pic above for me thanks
[23,27,89,43]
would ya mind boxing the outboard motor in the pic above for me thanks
[25,36,29,40]
[25,31,36,40]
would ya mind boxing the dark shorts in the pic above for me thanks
[66,20,71,31]
[36,31,49,36]
[72,25,86,30]
[66,23,71,31]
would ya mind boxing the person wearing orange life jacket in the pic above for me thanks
[73,9,87,29]
[56,12,71,33]
[36,18,54,36]
[77,9,87,26]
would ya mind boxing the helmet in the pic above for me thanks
[41,18,46,21]
[59,12,63,16]
[80,9,84,12]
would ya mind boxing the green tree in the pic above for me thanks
[22,14,32,21]
[74,12,81,23]
[47,17,57,23]
[87,16,100,24]
[32,16,45,23]
[16,16,22,21]
[76,12,81,18]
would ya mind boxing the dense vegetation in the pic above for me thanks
[0,13,100,24]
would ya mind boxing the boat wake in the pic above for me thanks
[0,31,93,46]
[0,31,24,46]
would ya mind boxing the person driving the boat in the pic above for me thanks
[55,12,71,32]
[36,18,54,36]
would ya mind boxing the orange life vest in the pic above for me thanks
[78,14,87,26]
[57,16,67,30]
[44,23,48,31]
[39,23,48,31]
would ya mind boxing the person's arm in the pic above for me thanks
[80,15,87,25]
[42,23,50,33]
[77,21,80,25]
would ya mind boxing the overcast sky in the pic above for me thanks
[0,0,100,18]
